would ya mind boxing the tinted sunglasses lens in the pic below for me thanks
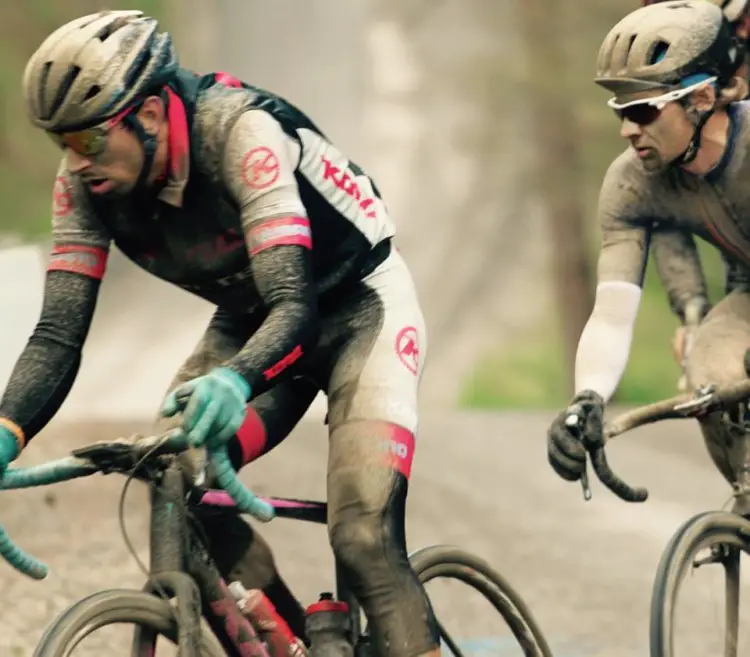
[615,104,662,126]
[47,128,108,157]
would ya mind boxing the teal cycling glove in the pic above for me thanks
[161,367,251,448]
[0,425,20,476]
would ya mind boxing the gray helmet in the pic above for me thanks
[23,10,178,132]
[641,0,750,23]
[595,0,740,96]
[714,0,750,22]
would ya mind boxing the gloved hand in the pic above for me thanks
[161,367,251,449]
[547,389,605,482]
[0,425,20,476]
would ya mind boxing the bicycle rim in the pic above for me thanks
[650,510,750,657]
[409,544,553,657]
[32,588,225,657]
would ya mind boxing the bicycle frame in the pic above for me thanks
[136,458,365,657]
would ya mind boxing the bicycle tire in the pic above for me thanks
[409,544,553,657]
[32,588,225,657]
[650,510,750,657]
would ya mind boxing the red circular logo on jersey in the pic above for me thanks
[53,176,73,217]
[241,147,280,190]
[396,326,419,375]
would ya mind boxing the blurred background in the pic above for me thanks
[0,3,739,657]
[0,0,729,416]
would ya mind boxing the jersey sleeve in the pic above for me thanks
[0,163,110,446]
[595,154,653,287]
[219,109,319,395]
[49,162,111,279]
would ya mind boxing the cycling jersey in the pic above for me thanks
[597,102,750,287]
[0,68,395,437]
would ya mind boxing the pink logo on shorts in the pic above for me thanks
[395,326,419,375]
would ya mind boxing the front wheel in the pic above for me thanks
[410,545,553,657]
[32,588,225,657]
[650,510,750,657]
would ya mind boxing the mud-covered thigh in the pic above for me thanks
[687,289,750,389]
[321,251,427,433]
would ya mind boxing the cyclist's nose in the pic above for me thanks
[65,149,93,173]
[620,118,642,140]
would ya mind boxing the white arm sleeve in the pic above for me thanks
[574,280,642,402]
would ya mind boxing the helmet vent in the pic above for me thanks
[83,85,102,102]
[650,40,671,64]
[37,61,52,118]
[124,49,151,89]
[45,64,82,121]
[97,15,133,42]
[627,34,638,58]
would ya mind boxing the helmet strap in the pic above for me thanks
[121,90,168,193]
[672,102,715,166]
[123,112,159,192]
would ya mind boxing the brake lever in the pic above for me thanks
[71,440,137,470]
[193,450,208,488]
[673,384,719,417]
[565,411,592,501]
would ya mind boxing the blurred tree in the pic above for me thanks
[519,0,594,389]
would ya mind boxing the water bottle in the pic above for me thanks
[305,592,354,657]
[230,581,308,657]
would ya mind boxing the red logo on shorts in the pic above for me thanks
[396,326,419,375]
[242,147,280,190]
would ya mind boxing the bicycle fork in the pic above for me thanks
[134,461,269,657]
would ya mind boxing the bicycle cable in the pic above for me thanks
[117,432,177,612]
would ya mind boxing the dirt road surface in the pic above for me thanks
[0,410,738,657]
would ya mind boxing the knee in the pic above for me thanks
[329,512,385,577]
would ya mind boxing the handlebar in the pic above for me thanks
[566,378,750,504]
[0,430,276,581]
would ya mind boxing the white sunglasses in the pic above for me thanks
[606,77,717,125]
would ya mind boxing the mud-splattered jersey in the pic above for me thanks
[53,68,394,310]
[0,68,396,443]
[597,102,750,290]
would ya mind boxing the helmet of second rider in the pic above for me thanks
[595,0,747,169]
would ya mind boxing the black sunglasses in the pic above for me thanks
[613,104,663,126]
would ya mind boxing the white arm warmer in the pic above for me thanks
[574,281,642,402]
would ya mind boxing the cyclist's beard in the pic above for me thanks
[639,148,666,173]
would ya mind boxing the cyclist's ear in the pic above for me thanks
[136,95,166,135]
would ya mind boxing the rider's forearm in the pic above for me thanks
[573,280,642,403]
[222,245,320,397]
[0,270,100,444]
[651,230,710,322]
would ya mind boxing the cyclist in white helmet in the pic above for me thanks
[640,0,750,378]
[547,1,750,494]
